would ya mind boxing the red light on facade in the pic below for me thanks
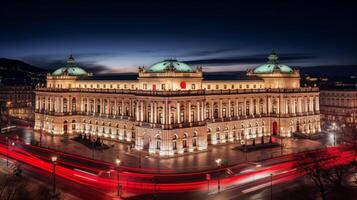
[180,81,186,89]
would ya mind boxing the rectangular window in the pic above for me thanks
[231,85,234,89]
[143,84,147,89]
[246,85,249,89]
[192,84,195,89]
[216,85,219,89]
[207,85,211,89]
[162,84,165,90]
[224,85,227,89]
[103,84,106,88]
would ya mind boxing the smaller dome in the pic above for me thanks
[146,59,194,73]
[52,55,88,76]
[253,52,294,74]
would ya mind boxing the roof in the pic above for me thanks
[146,59,194,73]
[253,52,294,74]
[79,74,138,81]
[52,55,88,76]
[203,71,262,81]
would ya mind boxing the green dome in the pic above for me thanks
[52,55,88,76]
[253,52,294,74]
[146,59,194,73]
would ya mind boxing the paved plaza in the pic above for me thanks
[13,126,332,172]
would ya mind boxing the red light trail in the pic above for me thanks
[0,137,355,195]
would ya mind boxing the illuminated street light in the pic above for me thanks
[6,137,9,167]
[215,158,222,193]
[51,155,58,195]
[115,158,122,197]
[270,174,273,200]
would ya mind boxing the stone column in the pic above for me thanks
[140,101,144,121]
[60,97,63,113]
[197,101,200,121]
[200,101,204,120]
[219,99,222,118]
[267,97,271,114]
[316,96,320,111]
[235,99,239,117]
[176,102,180,123]
[228,99,231,118]
[168,102,172,124]
[162,102,166,124]
[243,98,247,116]
[250,98,254,116]
[211,101,214,119]
[136,101,140,121]
[154,102,157,123]
[188,102,192,122]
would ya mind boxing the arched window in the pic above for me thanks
[193,132,198,147]
[183,133,188,148]
[63,98,68,113]
[71,120,76,130]
[156,135,161,150]
[72,98,76,112]
[172,135,178,150]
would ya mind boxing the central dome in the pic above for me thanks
[52,55,88,76]
[253,52,294,74]
[146,59,194,73]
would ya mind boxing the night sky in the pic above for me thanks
[1,0,357,73]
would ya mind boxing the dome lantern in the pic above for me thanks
[252,51,294,74]
[51,55,89,76]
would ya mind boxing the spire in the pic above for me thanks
[267,50,278,64]
[66,54,76,67]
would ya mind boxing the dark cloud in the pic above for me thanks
[21,55,111,74]
[180,48,242,57]
[184,53,317,66]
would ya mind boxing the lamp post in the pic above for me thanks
[270,174,273,200]
[332,122,337,146]
[115,158,121,197]
[215,158,222,193]
[280,128,284,156]
[6,136,9,167]
[51,155,58,195]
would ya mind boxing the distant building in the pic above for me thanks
[0,85,34,121]
[320,89,357,127]
[34,52,320,157]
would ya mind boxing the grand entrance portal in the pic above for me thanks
[272,121,278,135]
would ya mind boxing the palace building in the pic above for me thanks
[34,52,321,156]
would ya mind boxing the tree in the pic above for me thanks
[0,174,27,200]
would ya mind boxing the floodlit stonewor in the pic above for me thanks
[34,52,321,156]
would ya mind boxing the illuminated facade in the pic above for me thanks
[35,53,320,156]
[320,89,357,127]
[0,85,34,121]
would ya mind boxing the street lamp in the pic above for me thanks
[51,155,58,195]
[270,174,273,200]
[6,137,9,167]
[215,158,222,193]
[115,158,122,197]
[280,128,284,156]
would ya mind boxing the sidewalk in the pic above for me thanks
[12,127,330,172]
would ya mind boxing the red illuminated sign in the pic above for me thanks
[180,81,186,89]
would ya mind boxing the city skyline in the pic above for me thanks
[1,1,357,73]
